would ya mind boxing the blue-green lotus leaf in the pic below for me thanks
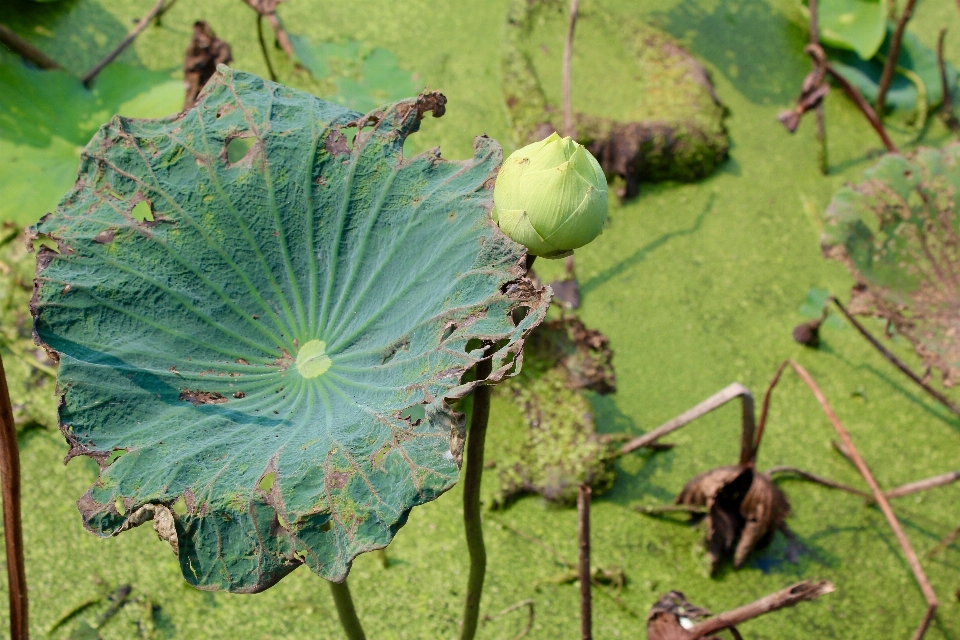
[31,66,549,593]
[822,143,960,386]
[816,0,886,60]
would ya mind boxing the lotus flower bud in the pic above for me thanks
[492,132,608,258]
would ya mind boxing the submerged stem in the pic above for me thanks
[0,353,27,639]
[329,578,365,640]
[460,356,493,640]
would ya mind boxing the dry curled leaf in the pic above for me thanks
[183,21,232,110]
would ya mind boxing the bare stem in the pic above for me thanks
[875,0,918,114]
[562,0,579,138]
[578,484,591,640]
[927,522,960,559]
[0,354,26,639]
[885,470,960,500]
[265,12,296,61]
[937,29,960,132]
[831,297,960,419]
[81,0,170,86]
[686,580,834,639]
[766,466,870,499]
[460,356,493,640]
[328,579,366,640]
[808,0,828,173]
[0,24,60,69]
[620,383,755,462]
[819,54,898,152]
[782,361,939,637]
[256,14,277,82]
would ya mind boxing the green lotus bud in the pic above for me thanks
[492,132,608,258]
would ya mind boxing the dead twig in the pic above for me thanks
[578,483,591,640]
[937,29,960,132]
[620,383,755,459]
[928,523,960,559]
[0,23,61,69]
[81,0,172,86]
[766,466,870,499]
[646,581,834,640]
[831,297,960,419]
[885,470,960,500]
[0,354,26,639]
[686,580,834,639]
[875,0,918,114]
[777,360,938,640]
[482,599,535,640]
[242,0,296,62]
[562,0,579,138]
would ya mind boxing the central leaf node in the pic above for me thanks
[296,340,332,378]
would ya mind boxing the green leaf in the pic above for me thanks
[822,143,960,386]
[828,29,957,112]
[289,35,419,113]
[817,0,886,60]
[32,67,549,592]
[0,53,182,226]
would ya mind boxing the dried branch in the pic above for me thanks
[686,581,834,639]
[927,522,960,559]
[876,0,918,114]
[0,354,27,639]
[562,0,579,137]
[620,383,755,460]
[766,466,870,499]
[779,360,939,640]
[937,29,960,132]
[831,297,960,419]
[242,0,296,62]
[81,0,171,86]
[885,470,960,500]
[578,484,591,640]
[0,23,61,69]
[822,56,898,152]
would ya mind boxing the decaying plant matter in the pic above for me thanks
[646,580,834,640]
[823,143,960,390]
[183,21,233,109]
[491,316,621,509]
[502,0,728,197]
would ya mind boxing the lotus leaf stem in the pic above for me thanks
[329,579,365,640]
[0,353,26,639]
[460,356,493,640]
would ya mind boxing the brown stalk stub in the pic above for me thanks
[791,318,822,347]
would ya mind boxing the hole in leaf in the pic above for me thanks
[374,447,389,466]
[171,496,187,516]
[381,340,409,365]
[131,200,154,222]
[465,338,484,354]
[400,403,426,423]
[114,496,126,516]
[107,450,125,466]
[441,323,458,341]
[31,236,60,253]
[258,472,276,492]
[226,136,255,164]
[320,519,333,532]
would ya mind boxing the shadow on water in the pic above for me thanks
[650,0,810,105]
[581,192,715,296]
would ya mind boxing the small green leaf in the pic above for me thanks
[33,67,549,592]
[817,0,886,60]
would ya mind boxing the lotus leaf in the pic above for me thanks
[815,0,886,60]
[822,143,960,387]
[31,66,549,592]
[0,52,182,226]
[828,29,958,113]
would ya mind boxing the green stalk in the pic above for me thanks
[459,356,493,640]
[329,578,365,640]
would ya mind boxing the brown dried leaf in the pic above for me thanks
[183,21,232,110]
